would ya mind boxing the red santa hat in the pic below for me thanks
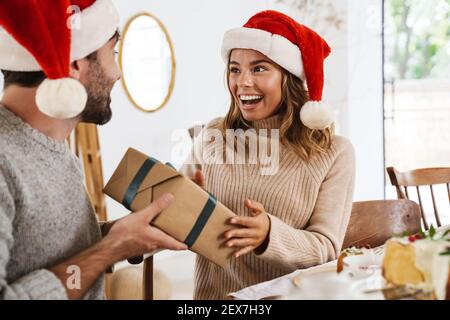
[0,0,119,119]
[222,10,334,130]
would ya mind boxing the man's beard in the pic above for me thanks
[80,59,115,125]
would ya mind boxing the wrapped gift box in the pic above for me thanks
[103,147,236,267]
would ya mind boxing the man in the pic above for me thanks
[0,0,187,300]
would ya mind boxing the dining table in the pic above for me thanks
[228,226,450,300]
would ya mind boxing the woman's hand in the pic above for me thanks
[191,169,205,189]
[224,199,271,258]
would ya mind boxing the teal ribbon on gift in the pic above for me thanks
[122,157,158,210]
[184,192,217,248]
[165,162,176,169]
[122,157,216,248]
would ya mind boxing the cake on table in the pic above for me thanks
[336,226,450,300]
[382,228,450,300]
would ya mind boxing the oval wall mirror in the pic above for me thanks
[120,13,176,112]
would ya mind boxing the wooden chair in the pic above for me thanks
[73,123,108,221]
[386,166,450,230]
[343,200,421,249]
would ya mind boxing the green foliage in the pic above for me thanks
[385,0,450,79]
[429,224,436,239]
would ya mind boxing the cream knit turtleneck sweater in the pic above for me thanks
[181,115,355,300]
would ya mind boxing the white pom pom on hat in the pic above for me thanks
[222,10,335,130]
[300,101,334,130]
[0,0,119,119]
[36,78,88,119]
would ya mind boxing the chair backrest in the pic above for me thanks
[342,200,421,249]
[386,166,450,230]
[68,123,108,221]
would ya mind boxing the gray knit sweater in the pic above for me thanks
[0,105,104,300]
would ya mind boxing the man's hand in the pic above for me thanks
[224,199,271,258]
[103,193,188,261]
[49,193,187,300]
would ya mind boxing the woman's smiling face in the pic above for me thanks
[228,49,284,122]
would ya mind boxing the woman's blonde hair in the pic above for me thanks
[214,57,334,162]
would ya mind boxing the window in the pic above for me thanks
[383,0,450,226]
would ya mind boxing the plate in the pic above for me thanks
[289,263,387,300]
[348,272,386,300]
[289,265,355,299]
[343,254,383,279]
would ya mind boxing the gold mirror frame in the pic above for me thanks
[119,12,176,113]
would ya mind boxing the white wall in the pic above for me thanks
[345,0,385,200]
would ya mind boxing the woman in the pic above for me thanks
[182,10,355,300]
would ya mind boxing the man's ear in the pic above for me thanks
[69,59,89,81]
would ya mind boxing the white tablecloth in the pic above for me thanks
[229,258,388,300]
[229,226,450,300]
